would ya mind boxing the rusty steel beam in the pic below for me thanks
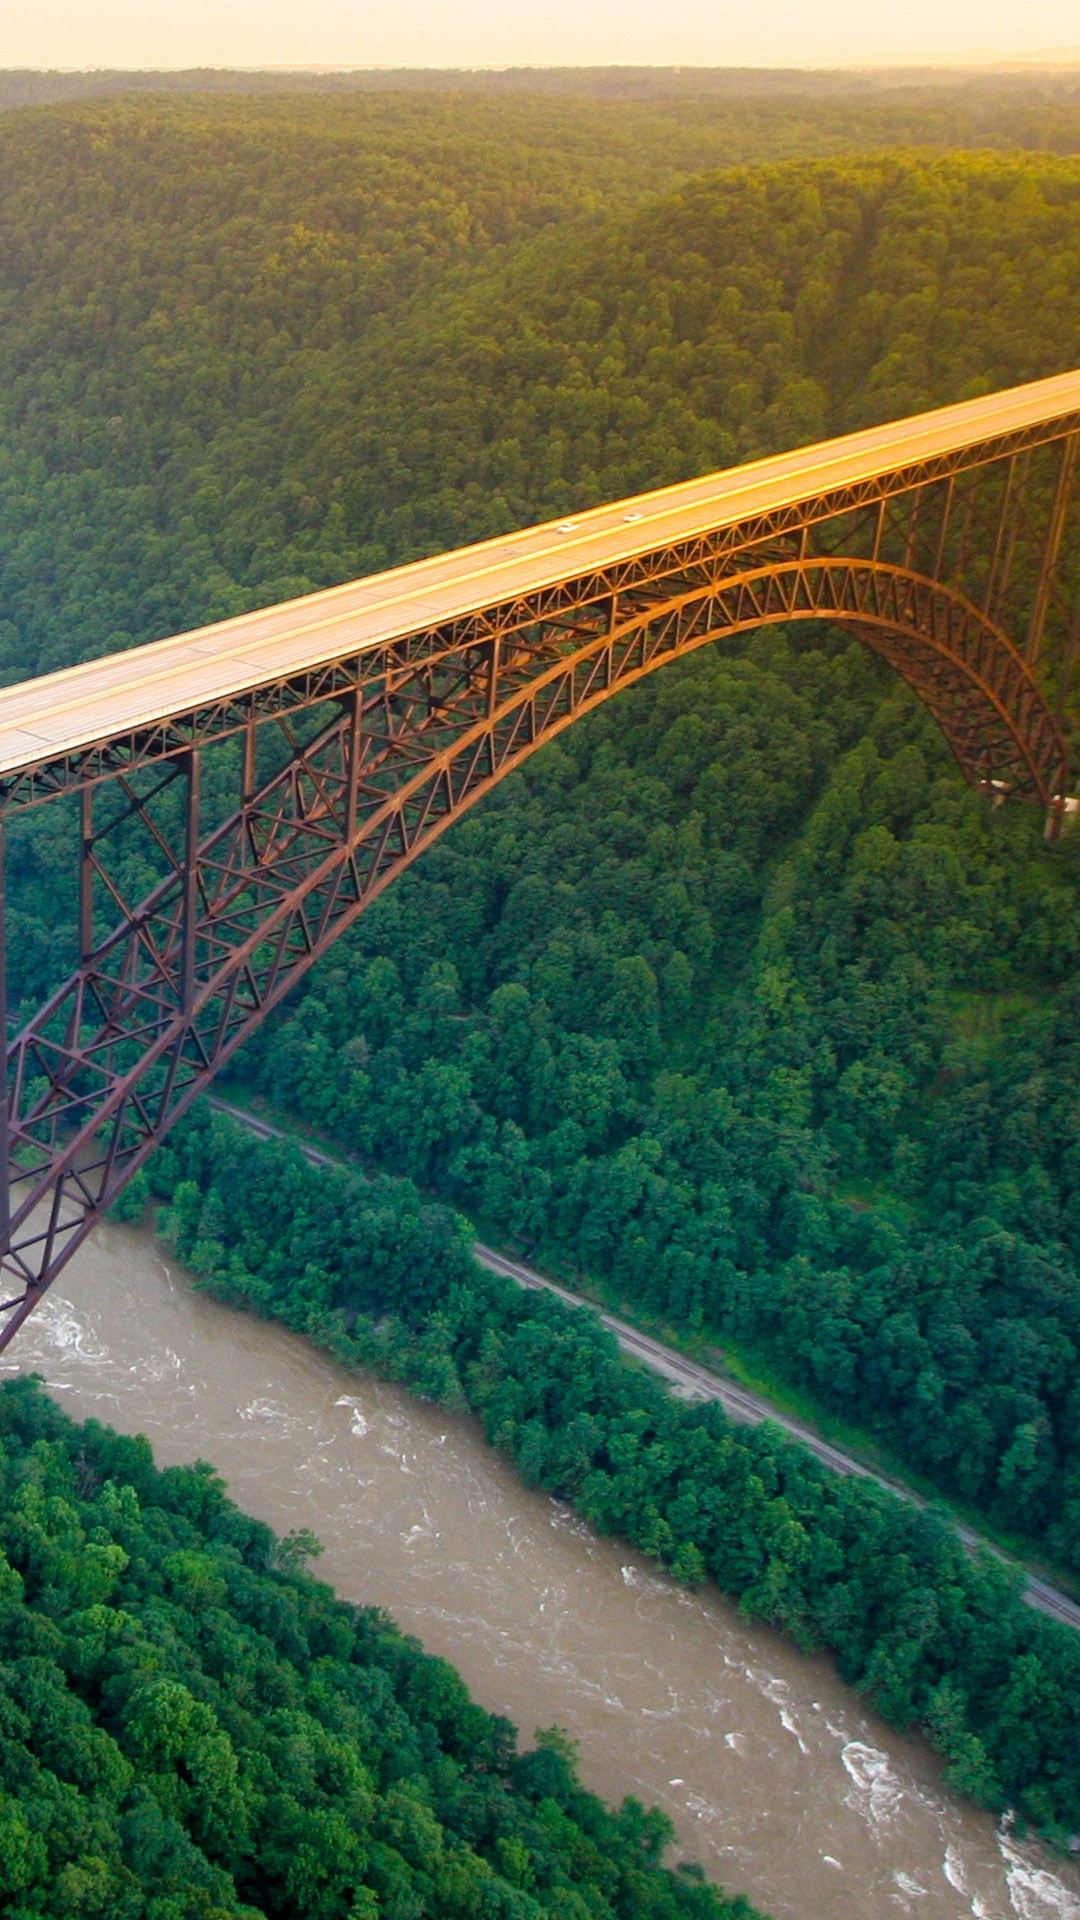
[3,400,1080,814]
[1027,433,1080,665]
[1,389,1080,1346]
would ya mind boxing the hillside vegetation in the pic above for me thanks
[235,145,1080,1575]
[0,1374,764,1920]
[2,101,1080,681]
[140,1102,1080,1842]
[3,102,1080,1630]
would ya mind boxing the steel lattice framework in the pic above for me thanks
[2,371,1080,1348]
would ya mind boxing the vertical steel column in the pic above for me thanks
[1027,433,1080,664]
[954,469,980,582]
[79,784,94,968]
[180,749,201,1014]
[242,717,256,807]
[1056,584,1080,723]
[871,496,886,564]
[344,686,363,843]
[240,715,257,862]
[932,474,956,581]
[902,486,923,573]
[0,818,8,1256]
[994,452,1029,622]
[984,454,1025,620]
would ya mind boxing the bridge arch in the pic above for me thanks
[4,369,1080,1342]
[0,554,1072,1351]
[365,556,1070,871]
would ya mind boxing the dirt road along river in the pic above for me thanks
[209,1095,1080,1635]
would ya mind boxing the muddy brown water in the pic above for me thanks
[3,1218,1080,1920]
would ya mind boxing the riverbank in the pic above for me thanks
[207,1090,1080,1633]
[138,1105,1080,1855]
[4,1209,1078,1920]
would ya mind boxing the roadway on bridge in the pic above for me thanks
[207,1096,1080,1636]
[2,367,1080,783]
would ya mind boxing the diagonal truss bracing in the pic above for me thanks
[2,377,1080,1346]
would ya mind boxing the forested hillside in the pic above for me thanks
[2,100,1080,683]
[236,145,1080,1574]
[135,1103,1080,1843]
[0,1373,764,1919]
[3,98,1080,1589]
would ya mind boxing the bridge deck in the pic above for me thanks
[2,368,1080,779]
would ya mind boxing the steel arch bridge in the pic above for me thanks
[2,369,1080,1349]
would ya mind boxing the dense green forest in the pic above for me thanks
[230,143,1080,1575]
[5,86,1080,1876]
[138,1102,1080,1844]
[241,625,1080,1574]
[3,66,1080,112]
[3,100,1080,1564]
[0,1371,765,1919]
[2,97,1080,685]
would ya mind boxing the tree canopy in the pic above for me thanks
[5,86,1080,1890]
[4,96,1080,1580]
[149,1103,1080,1846]
[0,1372,764,1920]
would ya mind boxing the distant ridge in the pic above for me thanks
[3,62,1080,115]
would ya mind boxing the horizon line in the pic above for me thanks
[4,54,1080,77]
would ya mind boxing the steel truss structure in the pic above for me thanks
[2,383,1080,1347]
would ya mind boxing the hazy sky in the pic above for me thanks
[4,0,1080,74]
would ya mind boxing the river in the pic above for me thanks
[2,1216,1079,1920]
